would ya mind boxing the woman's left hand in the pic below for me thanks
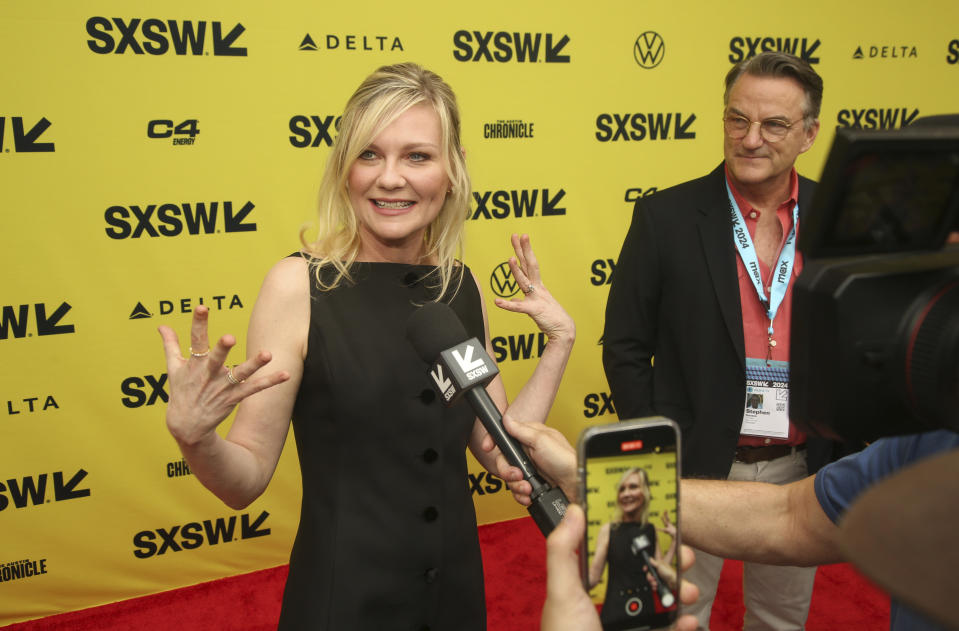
[494,234,575,345]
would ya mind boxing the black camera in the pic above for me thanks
[791,116,959,443]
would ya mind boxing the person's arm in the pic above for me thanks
[681,476,842,566]
[158,256,308,509]
[602,199,660,420]
[469,234,575,476]
[588,522,611,589]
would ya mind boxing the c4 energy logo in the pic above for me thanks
[0,302,75,340]
[86,18,246,56]
[596,113,696,142]
[625,187,658,212]
[836,107,919,129]
[104,201,256,238]
[289,115,341,148]
[453,31,570,63]
[0,117,54,153]
[728,36,821,64]
[852,44,918,60]
[634,31,664,69]
[298,33,404,52]
[147,119,199,145]
[470,188,566,220]
[132,511,271,558]
[490,262,520,298]
[0,469,91,511]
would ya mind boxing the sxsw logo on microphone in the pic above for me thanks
[86,18,247,56]
[430,363,457,402]
[0,117,55,153]
[431,338,499,404]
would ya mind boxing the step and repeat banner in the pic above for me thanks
[2,0,957,624]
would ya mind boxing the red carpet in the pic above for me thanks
[1,516,888,630]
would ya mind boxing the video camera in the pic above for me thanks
[791,115,959,443]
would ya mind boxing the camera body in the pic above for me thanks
[791,120,959,442]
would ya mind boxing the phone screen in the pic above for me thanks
[580,419,680,631]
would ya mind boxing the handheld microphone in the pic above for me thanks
[406,301,569,536]
[631,533,675,608]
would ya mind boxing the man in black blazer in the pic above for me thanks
[603,52,828,630]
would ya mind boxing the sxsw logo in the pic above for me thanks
[595,113,696,142]
[0,302,75,340]
[728,36,821,64]
[836,107,920,130]
[949,40,959,64]
[634,31,665,69]
[0,469,91,511]
[289,115,341,148]
[121,374,169,408]
[468,471,506,496]
[104,201,256,238]
[453,30,570,63]
[0,117,54,153]
[589,258,617,286]
[470,188,566,220]
[491,332,547,362]
[132,511,271,559]
[584,392,616,418]
[86,17,246,56]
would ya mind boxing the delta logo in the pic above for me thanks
[836,107,920,130]
[86,17,246,56]
[0,117,54,153]
[728,36,821,64]
[128,294,245,320]
[852,44,918,60]
[298,33,404,52]
[453,30,570,63]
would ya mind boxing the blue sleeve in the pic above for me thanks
[814,430,959,525]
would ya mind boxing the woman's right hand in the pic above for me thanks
[158,305,290,447]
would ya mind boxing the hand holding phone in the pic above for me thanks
[578,417,681,631]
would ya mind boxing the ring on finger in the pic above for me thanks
[522,283,535,295]
[189,346,210,358]
[226,365,245,385]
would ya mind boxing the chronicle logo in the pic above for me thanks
[470,188,567,220]
[128,294,245,320]
[7,395,59,416]
[298,33,404,52]
[289,115,341,148]
[836,107,919,130]
[728,36,821,64]
[86,18,246,56]
[852,45,918,60]
[490,262,520,298]
[104,201,256,239]
[0,558,48,584]
[147,119,199,146]
[453,30,570,63]
[0,302,75,340]
[0,469,91,511]
[132,511,271,558]
[491,332,547,362]
[633,31,665,69]
[596,113,696,142]
[483,119,535,139]
[0,117,54,153]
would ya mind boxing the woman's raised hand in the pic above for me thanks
[157,305,290,446]
[493,234,575,345]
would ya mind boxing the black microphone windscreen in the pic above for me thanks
[405,301,469,363]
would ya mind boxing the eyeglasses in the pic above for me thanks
[723,113,799,142]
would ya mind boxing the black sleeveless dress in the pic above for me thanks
[599,521,658,631]
[278,261,487,631]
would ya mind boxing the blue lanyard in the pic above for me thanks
[725,181,798,339]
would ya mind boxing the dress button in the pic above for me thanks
[422,448,438,464]
[424,567,439,583]
[423,506,438,522]
[419,389,436,404]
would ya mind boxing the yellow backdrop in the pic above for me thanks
[2,0,957,624]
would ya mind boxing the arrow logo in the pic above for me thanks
[452,344,484,373]
[430,364,452,392]
[241,511,271,538]
[213,22,247,56]
[54,469,91,501]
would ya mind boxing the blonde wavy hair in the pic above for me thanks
[613,467,652,525]
[300,62,471,299]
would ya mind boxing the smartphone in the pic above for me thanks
[577,417,681,631]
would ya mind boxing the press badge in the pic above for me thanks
[740,358,790,439]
